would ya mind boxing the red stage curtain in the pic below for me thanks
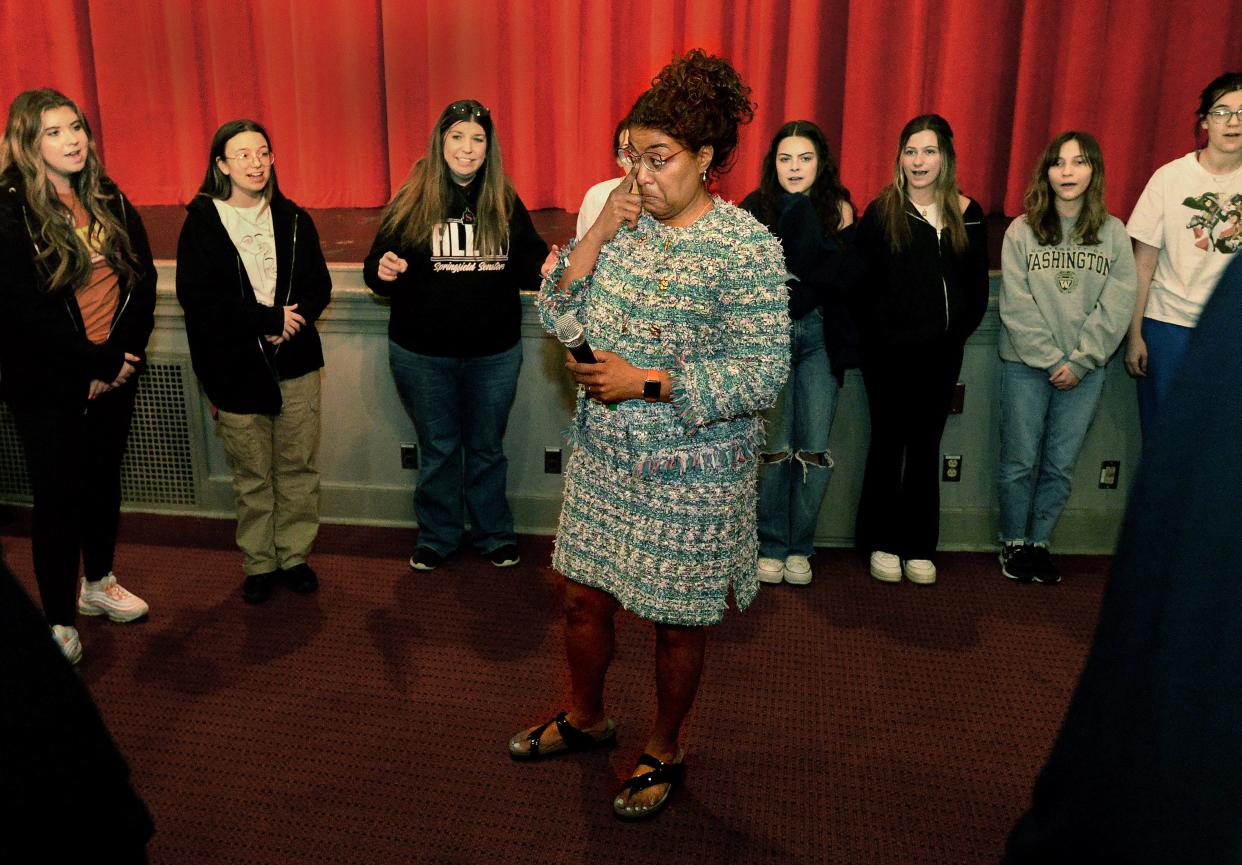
[2,0,1238,224]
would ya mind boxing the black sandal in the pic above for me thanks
[612,751,685,820]
[508,711,617,761]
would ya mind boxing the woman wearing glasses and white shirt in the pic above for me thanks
[1125,71,1242,437]
[363,99,547,572]
[176,119,332,604]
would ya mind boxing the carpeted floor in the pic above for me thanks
[0,516,1106,865]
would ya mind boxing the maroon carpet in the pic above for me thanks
[0,516,1105,865]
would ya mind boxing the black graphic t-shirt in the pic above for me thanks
[363,179,548,357]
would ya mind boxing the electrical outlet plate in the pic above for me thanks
[400,443,419,470]
[1099,460,1120,489]
[942,454,961,482]
[544,447,563,474]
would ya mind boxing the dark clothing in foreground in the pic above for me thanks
[1003,257,1242,864]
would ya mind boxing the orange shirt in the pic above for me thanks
[59,191,120,345]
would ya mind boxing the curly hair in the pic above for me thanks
[627,48,755,181]
[754,120,853,237]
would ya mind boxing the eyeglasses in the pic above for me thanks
[446,100,490,121]
[620,146,687,173]
[223,149,273,165]
[1207,107,1242,123]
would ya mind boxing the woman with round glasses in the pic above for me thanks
[0,89,156,663]
[176,119,332,604]
[740,120,860,587]
[511,50,788,821]
[1125,71,1242,436]
[853,114,989,586]
[363,99,547,571]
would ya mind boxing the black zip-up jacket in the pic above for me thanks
[854,197,989,349]
[0,171,156,405]
[362,179,547,357]
[176,191,331,414]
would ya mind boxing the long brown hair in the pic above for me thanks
[0,88,138,293]
[379,99,513,255]
[1023,131,1108,246]
[197,118,280,204]
[874,114,967,254]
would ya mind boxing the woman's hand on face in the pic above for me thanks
[590,164,642,244]
[1048,363,1080,391]
[566,349,644,403]
[376,250,408,282]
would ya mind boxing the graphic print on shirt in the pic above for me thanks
[74,221,106,265]
[431,216,509,273]
[1025,248,1111,293]
[236,233,276,285]
[1184,192,1242,254]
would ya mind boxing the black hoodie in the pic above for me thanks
[175,191,331,415]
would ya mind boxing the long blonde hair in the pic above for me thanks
[0,88,138,293]
[875,114,968,254]
[379,99,513,255]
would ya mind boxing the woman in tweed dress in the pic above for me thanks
[508,50,789,820]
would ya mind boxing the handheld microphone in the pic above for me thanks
[554,313,597,363]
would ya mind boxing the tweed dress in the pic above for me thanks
[539,199,790,626]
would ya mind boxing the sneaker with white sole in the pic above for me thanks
[757,557,785,584]
[869,551,902,583]
[903,558,937,585]
[77,573,149,622]
[783,555,812,585]
[51,624,82,665]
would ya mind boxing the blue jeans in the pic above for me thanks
[997,360,1106,546]
[757,309,838,558]
[388,340,522,555]
[1136,317,1193,440]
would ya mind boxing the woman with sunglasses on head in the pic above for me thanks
[363,100,547,571]
[511,50,788,820]
[176,119,332,604]
[997,132,1136,586]
[854,114,989,586]
[0,89,156,663]
[1125,71,1242,437]
[741,120,861,587]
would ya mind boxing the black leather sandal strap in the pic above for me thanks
[524,713,560,757]
[553,712,603,751]
[619,753,685,794]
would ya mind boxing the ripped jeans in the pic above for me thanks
[757,308,839,559]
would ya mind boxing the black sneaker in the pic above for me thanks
[488,544,520,568]
[242,570,277,604]
[1028,545,1061,584]
[409,547,444,571]
[999,543,1036,583]
[281,562,319,594]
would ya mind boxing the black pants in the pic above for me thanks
[10,381,137,625]
[855,338,963,560]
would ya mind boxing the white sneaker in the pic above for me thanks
[904,558,937,585]
[78,573,149,622]
[869,551,902,583]
[51,624,82,665]
[783,555,812,585]
[757,557,785,584]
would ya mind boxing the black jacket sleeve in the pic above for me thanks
[505,194,548,291]
[362,222,404,297]
[954,199,991,340]
[290,208,331,325]
[107,193,156,369]
[775,193,864,320]
[175,207,285,338]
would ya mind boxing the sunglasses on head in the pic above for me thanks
[446,101,490,121]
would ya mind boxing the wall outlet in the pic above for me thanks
[544,447,563,474]
[1099,460,1120,489]
[942,454,962,482]
[400,443,419,470]
[949,382,966,414]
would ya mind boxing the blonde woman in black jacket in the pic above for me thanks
[854,114,989,586]
[0,89,156,663]
[176,119,332,604]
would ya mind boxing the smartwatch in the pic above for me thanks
[642,370,662,402]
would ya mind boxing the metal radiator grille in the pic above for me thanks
[0,361,198,506]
